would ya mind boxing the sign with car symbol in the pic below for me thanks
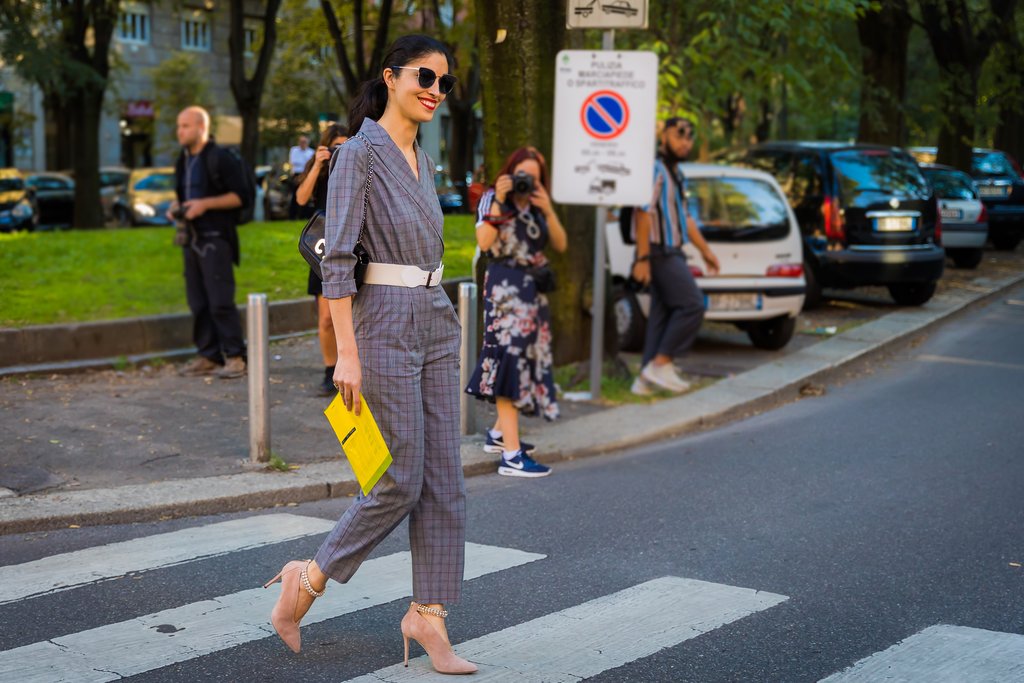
[552,50,657,206]
[566,0,647,29]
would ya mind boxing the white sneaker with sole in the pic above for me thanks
[630,375,655,396]
[641,361,690,393]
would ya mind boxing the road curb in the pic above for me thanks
[1,273,1021,535]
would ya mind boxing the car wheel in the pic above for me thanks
[888,282,937,306]
[613,284,646,352]
[950,248,983,269]
[747,315,797,351]
[115,207,133,228]
[801,260,823,310]
[990,232,1021,251]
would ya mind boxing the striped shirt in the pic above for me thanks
[640,158,688,246]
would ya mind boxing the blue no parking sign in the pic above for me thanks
[580,90,630,140]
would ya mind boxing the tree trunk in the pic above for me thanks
[43,92,74,171]
[71,89,105,228]
[229,0,281,168]
[475,0,593,365]
[993,9,1024,166]
[856,0,911,145]
[446,97,474,199]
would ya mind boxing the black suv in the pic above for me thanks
[737,142,944,307]
[910,147,1024,251]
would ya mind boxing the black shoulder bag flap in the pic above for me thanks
[298,134,375,286]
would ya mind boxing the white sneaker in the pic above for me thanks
[641,361,691,393]
[630,375,654,396]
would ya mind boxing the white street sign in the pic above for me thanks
[552,50,658,207]
[566,0,649,29]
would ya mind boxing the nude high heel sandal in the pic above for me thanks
[401,602,478,674]
[263,560,325,653]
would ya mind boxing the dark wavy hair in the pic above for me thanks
[494,146,550,192]
[347,34,455,134]
[299,122,349,184]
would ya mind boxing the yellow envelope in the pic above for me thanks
[324,394,392,496]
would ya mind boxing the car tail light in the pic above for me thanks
[766,263,804,277]
[978,203,988,225]
[689,264,704,278]
[822,196,845,242]
[934,198,942,244]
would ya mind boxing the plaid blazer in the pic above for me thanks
[321,118,445,299]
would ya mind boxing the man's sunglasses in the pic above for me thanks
[390,66,457,95]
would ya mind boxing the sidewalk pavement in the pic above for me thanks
[1,267,1022,535]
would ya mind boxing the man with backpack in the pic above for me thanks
[167,105,254,379]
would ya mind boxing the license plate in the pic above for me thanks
[874,216,915,232]
[941,208,963,220]
[979,185,1009,197]
[706,293,762,312]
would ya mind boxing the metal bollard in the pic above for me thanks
[247,293,271,462]
[458,282,478,436]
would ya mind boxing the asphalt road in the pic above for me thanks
[1,285,1022,682]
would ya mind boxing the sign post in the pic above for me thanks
[552,37,657,399]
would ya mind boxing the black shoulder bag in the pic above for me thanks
[298,134,375,287]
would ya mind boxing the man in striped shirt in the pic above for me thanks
[631,118,720,395]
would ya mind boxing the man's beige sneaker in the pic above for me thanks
[217,356,247,379]
[179,356,220,377]
[640,361,690,393]
[630,375,655,396]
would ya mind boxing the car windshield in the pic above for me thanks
[686,176,790,242]
[0,177,24,192]
[923,169,976,200]
[972,152,1016,178]
[830,150,930,200]
[133,173,175,191]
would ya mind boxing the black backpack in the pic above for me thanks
[619,206,636,245]
[205,146,258,225]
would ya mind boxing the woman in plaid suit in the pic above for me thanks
[265,35,476,675]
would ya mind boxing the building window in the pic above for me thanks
[181,11,211,52]
[117,3,150,44]
[244,19,261,57]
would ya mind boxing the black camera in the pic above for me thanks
[172,206,191,247]
[171,205,188,222]
[512,171,534,195]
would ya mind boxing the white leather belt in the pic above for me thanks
[362,263,444,288]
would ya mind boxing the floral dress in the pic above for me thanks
[465,189,560,421]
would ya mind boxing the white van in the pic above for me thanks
[608,163,806,351]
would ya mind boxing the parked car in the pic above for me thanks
[99,166,130,224]
[24,172,75,228]
[0,168,38,232]
[607,164,806,351]
[909,147,1024,251]
[736,142,944,307]
[112,167,176,226]
[920,164,988,269]
[259,165,291,221]
[435,170,465,213]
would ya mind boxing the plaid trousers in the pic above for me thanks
[314,284,467,603]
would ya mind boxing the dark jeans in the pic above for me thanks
[183,234,245,362]
[641,245,705,367]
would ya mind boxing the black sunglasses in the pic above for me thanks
[390,66,457,95]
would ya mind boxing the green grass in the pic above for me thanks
[554,360,718,406]
[0,216,477,328]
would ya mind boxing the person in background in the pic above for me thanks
[288,135,315,219]
[167,106,250,380]
[466,146,567,478]
[295,123,349,396]
[631,117,720,395]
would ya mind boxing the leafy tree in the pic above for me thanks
[228,0,283,167]
[857,0,912,145]
[989,5,1024,163]
[919,0,1018,171]
[0,0,119,228]
[320,0,397,98]
[148,52,215,158]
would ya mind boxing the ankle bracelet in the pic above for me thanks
[300,567,325,598]
[416,604,448,619]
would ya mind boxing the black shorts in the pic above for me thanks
[307,268,323,297]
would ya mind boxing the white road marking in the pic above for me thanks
[820,624,1024,682]
[917,353,1024,372]
[0,513,337,605]
[0,543,544,683]
[345,576,788,682]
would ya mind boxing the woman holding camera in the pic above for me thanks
[295,123,349,395]
[466,146,567,478]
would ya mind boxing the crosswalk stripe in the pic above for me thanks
[820,624,1024,682]
[344,576,789,682]
[0,513,337,605]
[0,542,544,683]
